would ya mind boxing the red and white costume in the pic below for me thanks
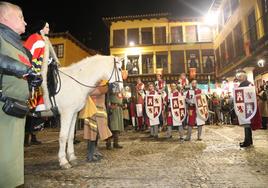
[155,79,167,124]
[186,88,205,126]
[135,82,145,128]
[24,33,46,111]
[166,90,184,126]
[178,77,189,89]
[145,90,162,126]
[155,79,166,93]
[129,99,136,127]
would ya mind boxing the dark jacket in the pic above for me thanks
[0,23,30,77]
[239,80,251,87]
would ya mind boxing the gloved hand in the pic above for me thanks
[25,68,43,88]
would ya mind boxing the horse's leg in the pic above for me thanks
[58,112,73,169]
[67,112,78,165]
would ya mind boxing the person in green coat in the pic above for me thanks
[0,2,42,187]
[106,84,124,149]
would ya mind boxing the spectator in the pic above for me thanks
[211,92,221,125]
[106,84,124,149]
[221,95,232,125]
[258,85,268,129]
[0,2,41,187]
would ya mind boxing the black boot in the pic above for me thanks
[261,117,267,129]
[94,137,103,159]
[248,128,253,145]
[24,133,30,147]
[239,127,247,146]
[113,131,123,149]
[240,127,251,148]
[106,137,112,150]
[31,134,41,145]
[87,141,99,162]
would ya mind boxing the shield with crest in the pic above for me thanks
[194,94,209,121]
[234,86,257,122]
[145,93,162,120]
[170,95,187,123]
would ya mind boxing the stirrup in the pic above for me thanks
[51,106,59,116]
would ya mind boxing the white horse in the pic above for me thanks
[41,54,123,169]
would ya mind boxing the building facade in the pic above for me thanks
[211,0,268,90]
[104,13,215,84]
[49,32,97,67]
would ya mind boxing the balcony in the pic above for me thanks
[125,73,215,84]
[216,11,268,77]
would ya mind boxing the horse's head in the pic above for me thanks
[106,56,124,93]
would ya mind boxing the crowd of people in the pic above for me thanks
[0,1,267,188]
[122,70,267,147]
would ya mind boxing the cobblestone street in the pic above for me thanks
[24,125,268,188]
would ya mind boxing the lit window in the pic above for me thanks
[185,25,197,43]
[52,44,64,58]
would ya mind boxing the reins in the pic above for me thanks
[58,58,122,89]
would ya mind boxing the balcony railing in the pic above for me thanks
[125,73,215,84]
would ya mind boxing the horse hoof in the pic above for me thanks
[60,162,72,169]
[69,159,78,166]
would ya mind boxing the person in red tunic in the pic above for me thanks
[154,69,167,130]
[24,21,59,146]
[135,77,145,130]
[178,73,189,91]
[155,70,166,94]
[165,83,185,141]
[185,80,205,141]
[129,96,137,129]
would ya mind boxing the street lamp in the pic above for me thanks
[129,41,135,46]
[257,59,265,67]
[204,11,219,26]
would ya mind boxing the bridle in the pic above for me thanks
[58,58,123,89]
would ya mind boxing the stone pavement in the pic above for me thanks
[24,125,268,188]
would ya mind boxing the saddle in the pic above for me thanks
[46,60,60,116]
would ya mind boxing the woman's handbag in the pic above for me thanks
[0,73,29,118]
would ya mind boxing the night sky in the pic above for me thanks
[9,0,212,54]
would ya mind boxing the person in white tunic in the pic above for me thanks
[145,82,162,138]
[165,83,185,141]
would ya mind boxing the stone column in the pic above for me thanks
[153,52,156,74]
[138,54,142,74]
[226,76,235,94]
[168,51,171,73]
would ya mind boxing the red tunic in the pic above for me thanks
[24,33,46,111]
[136,82,145,104]
[155,79,166,93]
[135,82,145,127]
[24,34,45,73]
[129,101,136,117]
[178,78,189,89]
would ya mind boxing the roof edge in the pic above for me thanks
[49,31,99,55]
